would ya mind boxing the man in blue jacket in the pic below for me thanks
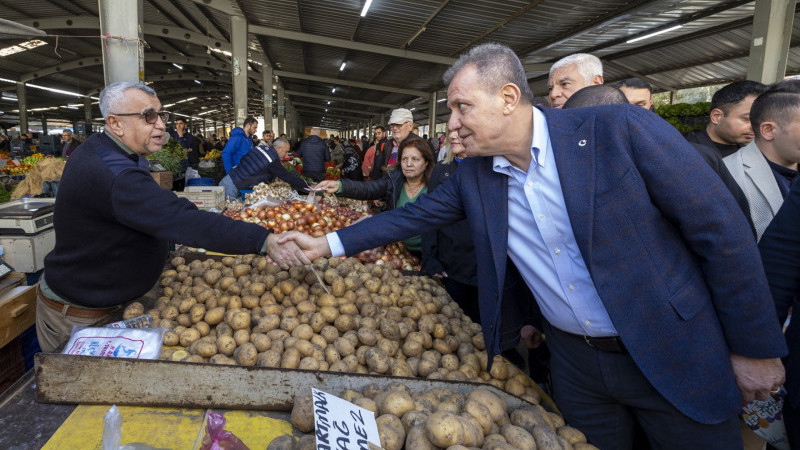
[279,43,786,448]
[296,127,330,182]
[222,116,258,173]
[219,137,309,200]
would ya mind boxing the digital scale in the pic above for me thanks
[0,198,55,235]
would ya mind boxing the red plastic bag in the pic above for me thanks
[200,412,250,450]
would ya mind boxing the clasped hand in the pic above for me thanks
[265,231,332,269]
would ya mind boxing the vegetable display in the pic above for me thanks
[222,199,368,236]
[147,150,182,175]
[656,102,711,134]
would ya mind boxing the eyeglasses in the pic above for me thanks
[110,110,170,124]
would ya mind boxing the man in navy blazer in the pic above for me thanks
[278,44,786,448]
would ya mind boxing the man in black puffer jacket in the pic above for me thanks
[296,127,330,182]
[219,137,309,200]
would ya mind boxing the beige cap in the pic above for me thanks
[388,108,414,125]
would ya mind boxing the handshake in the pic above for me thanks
[265,231,333,269]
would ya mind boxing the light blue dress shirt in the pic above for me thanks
[328,107,617,336]
[492,107,617,336]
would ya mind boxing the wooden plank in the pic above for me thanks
[0,286,35,348]
[0,273,26,298]
[35,353,548,412]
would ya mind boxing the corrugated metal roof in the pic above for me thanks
[0,0,798,129]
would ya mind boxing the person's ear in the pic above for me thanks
[759,121,778,141]
[499,83,522,115]
[592,74,604,85]
[709,108,725,126]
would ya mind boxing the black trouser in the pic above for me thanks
[441,278,480,324]
[545,322,743,450]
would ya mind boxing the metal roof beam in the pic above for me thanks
[451,0,547,56]
[185,0,238,16]
[602,60,676,91]
[285,90,396,109]
[275,71,427,98]
[292,102,378,117]
[248,24,455,66]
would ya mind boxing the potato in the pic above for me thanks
[424,411,465,447]
[509,406,548,433]
[320,325,339,343]
[179,328,201,347]
[210,354,236,365]
[234,342,258,366]
[464,399,493,435]
[123,302,144,319]
[266,434,297,450]
[379,391,415,418]
[533,424,568,450]
[573,443,600,450]
[281,347,301,368]
[500,424,535,449]
[291,395,315,433]
[188,304,206,324]
[162,305,179,321]
[176,313,193,327]
[163,330,180,346]
[233,328,250,346]
[557,426,587,445]
[467,390,507,423]
[203,269,221,286]
[229,311,251,330]
[376,414,405,450]
[258,350,282,367]
[181,354,204,363]
[545,411,566,429]
[334,314,357,332]
[401,410,429,432]
[194,341,217,358]
[365,347,390,374]
[216,335,236,356]
[292,324,314,341]
[204,306,226,325]
[250,333,272,352]
[353,397,377,415]
[290,285,309,304]
[405,424,438,450]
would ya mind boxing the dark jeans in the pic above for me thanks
[784,396,800,448]
[545,322,743,450]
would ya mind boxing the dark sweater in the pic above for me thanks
[296,135,330,173]
[229,145,309,193]
[44,132,271,308]
[339,169,406,209]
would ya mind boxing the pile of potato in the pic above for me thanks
[282,384,598,450]
[130,254,544,404]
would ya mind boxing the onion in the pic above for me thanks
[266,210,275,219]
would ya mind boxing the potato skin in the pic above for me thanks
[291,395,315,433]
[424,411,465,448]
[234,342,258,366]
[376,414,405,450]
[405,424,438,450]
[266,434,297,450]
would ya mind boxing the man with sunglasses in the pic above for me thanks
[36,81,309,353]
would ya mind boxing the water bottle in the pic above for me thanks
[106,314,153,329]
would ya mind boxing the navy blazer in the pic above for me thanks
[336,104,786,424]
[759,180,800,408]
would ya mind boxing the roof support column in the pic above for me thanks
[262,66,273,128]
[277,85,285,136]
[98,0,144,84]
[747,0,796,83]
[84,96,92,123]
[428,92,437,137]
[41,116,47,135]
[17,83,27,136]
[379,114,385,128]
[230,15,248,127]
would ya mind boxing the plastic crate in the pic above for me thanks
[175,186,225,211]
[186,177,214,187]
[0,337,24,395]
[240,189,253,201]
[19,325,40,371]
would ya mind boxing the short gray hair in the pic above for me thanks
[99,81,158,119]
[272,137,290,148]
[443,43,533,105]
[549,54,603,85]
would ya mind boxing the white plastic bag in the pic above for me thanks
[185,167,200,180]
[102,405,170,450]
[62,326,165,359]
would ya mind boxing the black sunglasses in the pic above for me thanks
[111,110,170,124]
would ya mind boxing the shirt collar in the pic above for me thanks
[493,106,550,172]
[103,130,135,156]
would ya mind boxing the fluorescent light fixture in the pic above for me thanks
[327,101,331,105]
[0,77,15,84]
[197,110,218,116]
[26,83,84,97]
[410,107,415,111]
[627,25,683,44]
[325,109,328,112]
[1,96,16,102]
[360,0,373,17]
[437,97,447,103]
[194,80,202,85]
[172,63,183,70]
[65,106,78,110]
[331,88,336,93]
[339,62,347,71]
[163,103,175,108]
[0,39,47,57]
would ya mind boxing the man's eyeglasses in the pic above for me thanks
[111,110,170,124]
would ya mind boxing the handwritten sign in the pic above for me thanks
[312,388,380,450]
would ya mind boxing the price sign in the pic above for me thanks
[312,388,380,450]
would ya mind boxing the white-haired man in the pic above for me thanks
[547,53,604,109]
[37,81,308,353]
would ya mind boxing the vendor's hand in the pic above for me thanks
[312,180,340,194]
[266,233,310,269]
[520,325,543,349]
[278,231,332,263]
[730,354,785,402]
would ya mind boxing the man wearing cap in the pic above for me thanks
[370,108,418,180]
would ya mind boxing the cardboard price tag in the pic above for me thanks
[312,388,380,450]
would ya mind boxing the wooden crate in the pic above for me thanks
[0,286,36,349]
